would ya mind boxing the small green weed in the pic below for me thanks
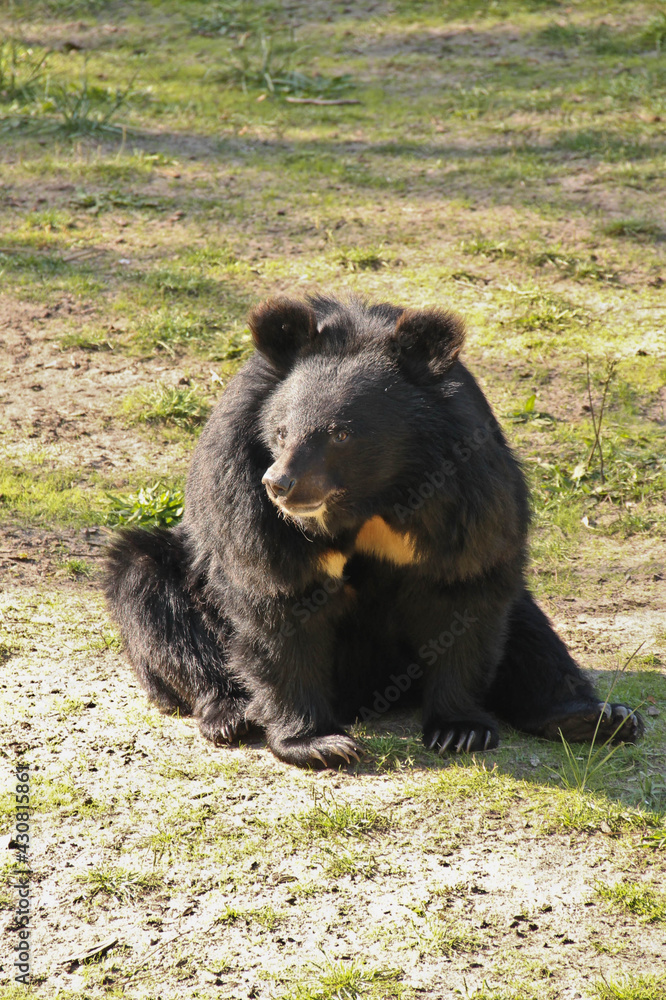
[120,383,210,429]
[188,0,271,38]
[214,30,353,98]
[595,880,666,924]
[63,557,92,578]
[104,482,185,528]
[41,71,135,137]
[550,646,645,794]
[0,38,49,101]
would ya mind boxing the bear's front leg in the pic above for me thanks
[226,614,360,769]
[404,584,512,755]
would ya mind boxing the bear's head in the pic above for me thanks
[249,296,465,529]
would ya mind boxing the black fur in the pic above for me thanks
[104,296,643,767]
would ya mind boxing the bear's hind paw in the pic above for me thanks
[545,702,644,744]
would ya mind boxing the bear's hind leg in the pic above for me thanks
[488,590,643,744]
[104,526,251,745]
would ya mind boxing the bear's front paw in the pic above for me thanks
[197,697,251,745]
[270,732,361,769]
[424,721,499,755]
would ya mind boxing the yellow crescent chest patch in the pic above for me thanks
[318,549,349,579]
[355,516,419,566]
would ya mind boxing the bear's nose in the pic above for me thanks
[262,470,296,499]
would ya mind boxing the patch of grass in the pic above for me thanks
[0,37,49,101]
[0,464,98,526]
[188,0,268,38]
[212,27,354,99]
[460,236,518,259]
[590,973,666,1000]
[74,866,161,903]
[32,777,107,819]
[62,557,92,578]
[596,880,666,924]
[358,732,421,771]
[292,789,391,840]
[602,219,663,241]
[19,69,136,137]
[416,913,482,957]
[120,383,211,429]
[277,957,403,1000]
[338,245,390,271]
[529,249,617,283]
[104,482,185,528]
[131,307,225,356]
[511,291,589,334]
[321,847,378,880]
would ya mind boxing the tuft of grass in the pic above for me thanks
[74,866,161,903]
[460,236,518,259]
[292,788,391,840]
[602,219,663,240]
[63,557,92,578]
[104,482,185,528]
[321,847,378,880]
[358,732,420,771]
[0,37,49,101]
[591,973,666,1000]
[595,880,666,924]
[120,383,211,429]
[412,913,481,958]
[277,957,403,1000]
[338,245,389,271]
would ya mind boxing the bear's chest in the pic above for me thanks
[319,516,418,578]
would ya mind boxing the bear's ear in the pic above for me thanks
[248,297,317,371]
[389,308,465,383]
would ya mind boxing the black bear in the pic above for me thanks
[104,295,643,767]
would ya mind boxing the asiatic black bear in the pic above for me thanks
[104,296,643,767]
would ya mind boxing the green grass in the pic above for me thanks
[590,973,666,1000]
[74,866,161,903]
[120,383,211,429]
[596,880,666,924]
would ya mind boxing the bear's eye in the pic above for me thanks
[332,429,349,444]
[277,428,287,446]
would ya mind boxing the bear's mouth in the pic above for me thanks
[278,500,326,517]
